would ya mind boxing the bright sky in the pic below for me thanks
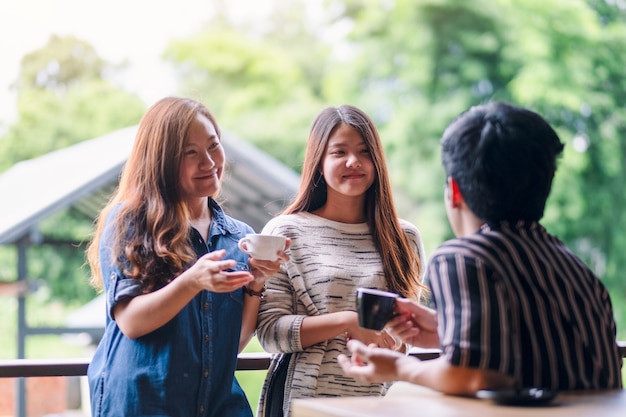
[0,0,276,125]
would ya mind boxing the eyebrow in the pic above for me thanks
[328,140,366,147]
[184,134,219,145]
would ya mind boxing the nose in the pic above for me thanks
[200,151,215,169]
[346,153,362,168]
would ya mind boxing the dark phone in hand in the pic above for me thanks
[476,388,559,406]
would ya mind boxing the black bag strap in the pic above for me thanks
[265,352,292,417]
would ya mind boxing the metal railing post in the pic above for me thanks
[16,237,28,417]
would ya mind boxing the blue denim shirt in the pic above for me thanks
[88,199,255,417]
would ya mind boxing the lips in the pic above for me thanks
[343,172,366,179]
[195,171,218,181]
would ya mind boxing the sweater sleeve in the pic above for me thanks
[255,217,305,353]
[400,219,427,281]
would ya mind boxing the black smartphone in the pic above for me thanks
[476,387,559,406]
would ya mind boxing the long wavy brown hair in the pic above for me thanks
[284,105,425,299]
[86,97,222,292]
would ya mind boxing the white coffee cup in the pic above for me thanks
[238,234,287,261]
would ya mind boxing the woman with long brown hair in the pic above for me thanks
[255,104,426,417]
[86,97,289,417]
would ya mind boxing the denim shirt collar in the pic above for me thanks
[208,197,245,238]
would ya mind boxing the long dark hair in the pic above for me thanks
[284,105,425,298]
[87,97,222,292]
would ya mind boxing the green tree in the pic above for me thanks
[163,2,332,171]
[0,35,146,304]
[17,34,106,91]
[0,35,146,172]
[321,0,522,249]
[478,0,626,326]
[324,0,626,332]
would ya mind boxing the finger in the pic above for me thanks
[338,357,373,382]
[249,258,273,271]
[347,340,377,363]
[353,353,366,367]
[346,339,369,356]
[248,266,272,281]
[215,262,238,273]
[388,311,411,325]
[223,270,254,279]
[337,354,360,376]
[226,270,253,279]
[388,319,414,334]
[382,333,395,349]
[249,258,282,273]
[338,353,365,374]
[214,275,253,292]
[215,269,252,281]
[201,249,227,261]
[395,328,419,341]
[337,354,350,368]
[197,258,236,275]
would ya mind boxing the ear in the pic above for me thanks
[447,177,463,208]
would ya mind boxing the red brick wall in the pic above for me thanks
[0,377,67,417]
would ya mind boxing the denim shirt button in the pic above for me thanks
[204,334,209,342]
[199,405,205,414]
[203,302,209,310]
[203,369,209,378]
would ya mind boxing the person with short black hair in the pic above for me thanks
[339,102,622,394]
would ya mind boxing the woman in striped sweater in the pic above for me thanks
[255,105,428,416]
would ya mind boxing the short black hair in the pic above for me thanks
[441,102,564,223]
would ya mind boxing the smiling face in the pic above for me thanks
[178,113,225,203]
[320,123,375,203]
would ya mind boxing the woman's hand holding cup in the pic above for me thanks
[238,234,290,283]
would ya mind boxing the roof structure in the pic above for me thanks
[0,125,301,245]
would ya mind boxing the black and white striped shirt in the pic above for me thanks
[428,220,622,390]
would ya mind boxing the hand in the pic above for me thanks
[337,339,417,384]
[346,326,401,351]
[339,340,516,395]
[185,249,254,293]
[248,238,291,287]
[385,298,439,348]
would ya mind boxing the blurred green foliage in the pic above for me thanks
[0,34,146,306]
[0,0,625,349]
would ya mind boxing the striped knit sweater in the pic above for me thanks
[255,212,425,417]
